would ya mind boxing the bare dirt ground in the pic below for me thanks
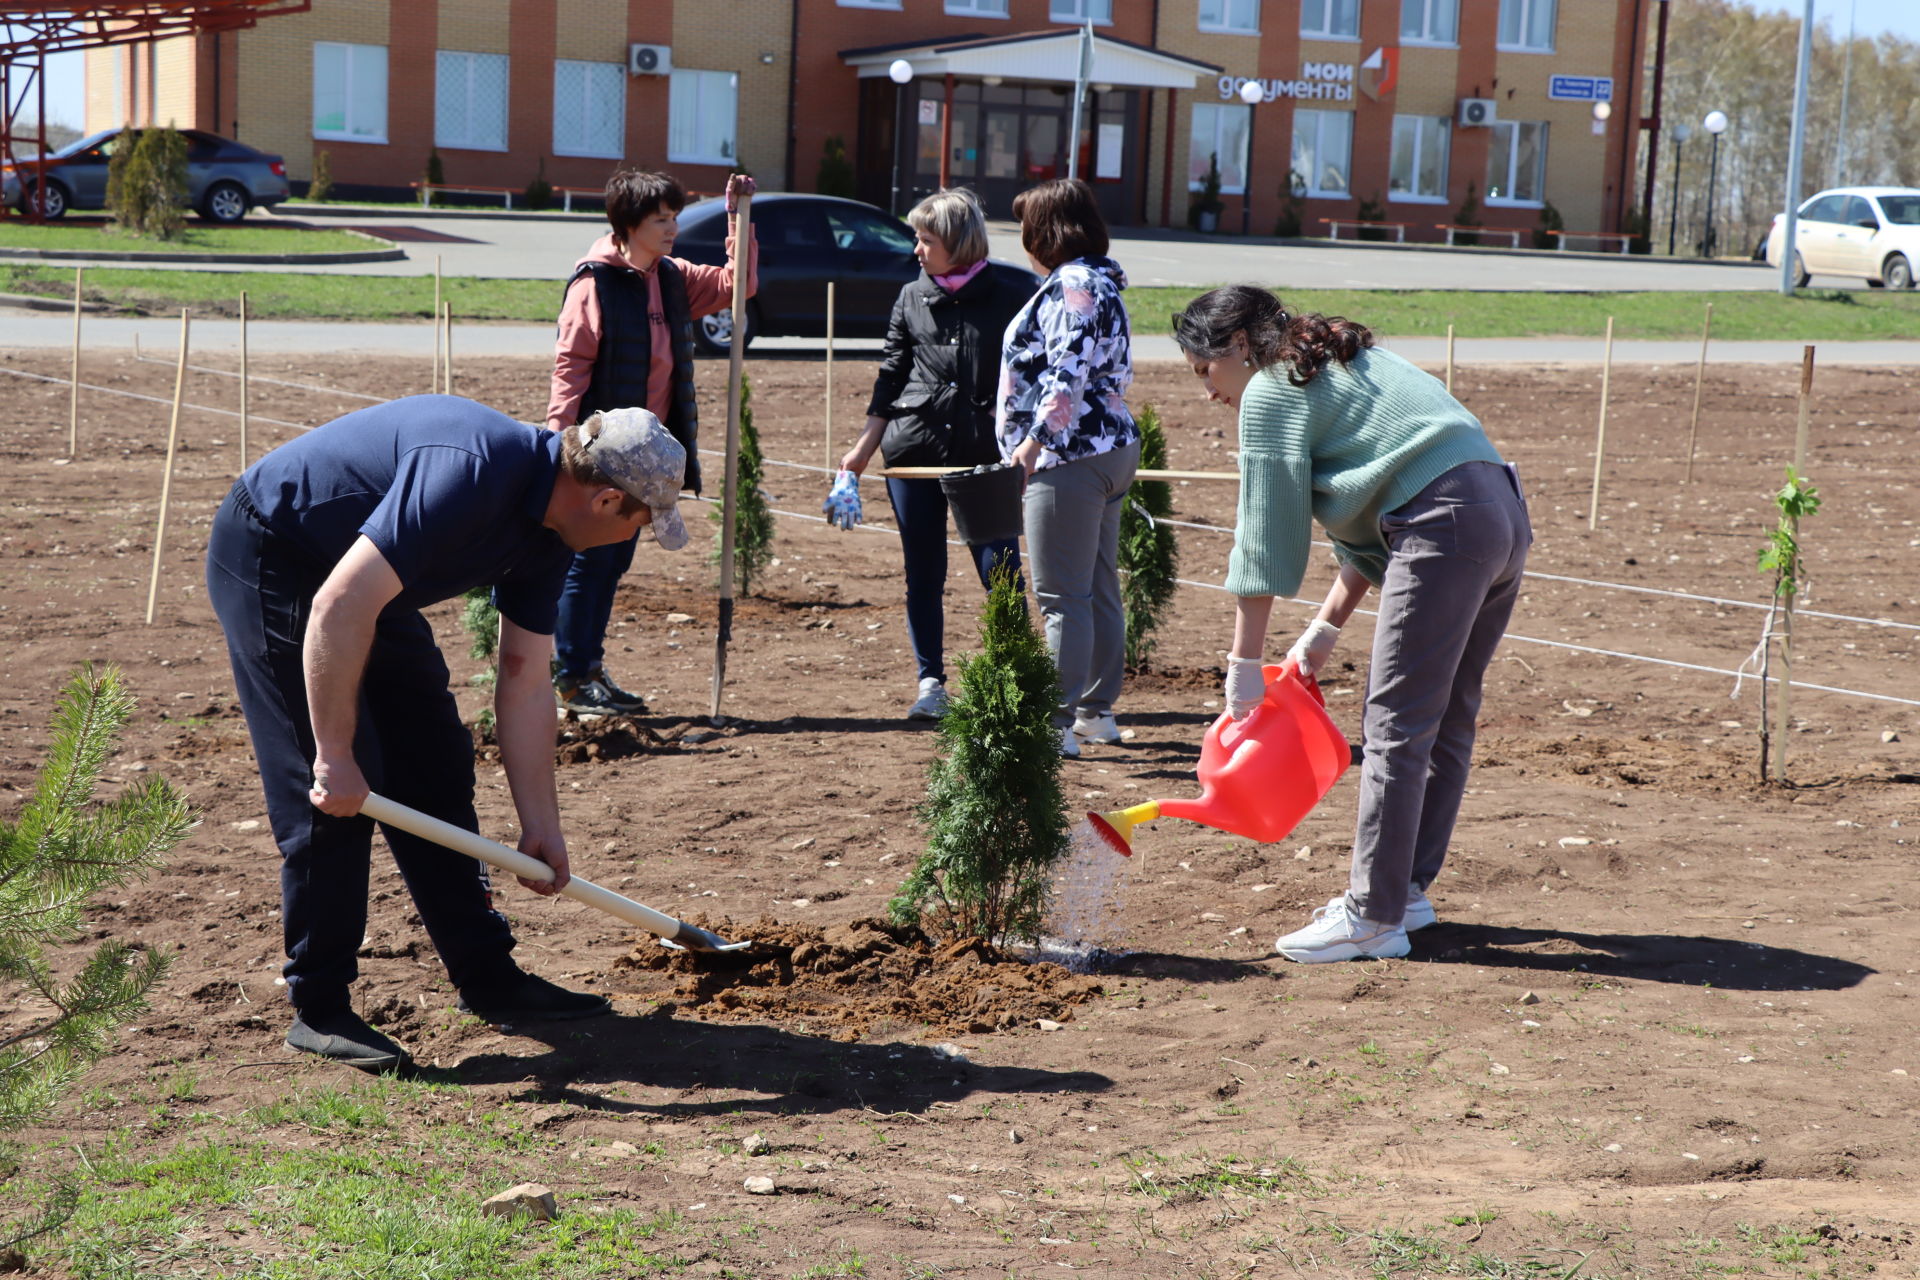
[0,343,1916,1278]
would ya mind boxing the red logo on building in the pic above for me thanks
[1359,47,1399,101]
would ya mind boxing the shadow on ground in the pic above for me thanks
[1414,923,1875,991]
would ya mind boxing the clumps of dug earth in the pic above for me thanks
[614,916,1101,1040]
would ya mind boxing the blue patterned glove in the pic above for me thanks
[823,469,863,531]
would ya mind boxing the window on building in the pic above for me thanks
[553,59,624,159]
[1198,0,1260,36]
[669,69,738,166]
[1188,101,1250,194]
[1291,109,1353,197]
[1401,0,1458,44]
[1389,114,1449,201]
[1488,120,1547,204]
[313,41,387,143]
[1052,0,1113,21]
[436,51,509,152]
[1300,0,1359,40]
[1498,0,1556,51]
[946,0,1009,15]
[837,0,900,8]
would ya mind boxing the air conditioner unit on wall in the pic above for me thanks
[629,44,672,76]
[1458,98,1497,127]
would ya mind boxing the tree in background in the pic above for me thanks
[522,156,554,211]
[1453,181,1483,247]
[1,666,190,1262]
[107,127,188,240]
[308,148,334,203]
[816,134,855,199]
[709,374,775,596]
[891,567,1068,947]
[1119,404,1180,671]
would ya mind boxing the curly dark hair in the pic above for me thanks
[1172,285,1374,387]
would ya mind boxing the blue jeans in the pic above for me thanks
[887,477,1021,685]
[553,532,638,680]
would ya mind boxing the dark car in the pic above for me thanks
[672,192,1036,356]
[3,127,290,223]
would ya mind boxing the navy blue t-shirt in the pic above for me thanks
[240,395,573,635]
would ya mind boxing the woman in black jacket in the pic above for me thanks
[840,187,1036,720]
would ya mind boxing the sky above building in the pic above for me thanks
[19,0,1920,133]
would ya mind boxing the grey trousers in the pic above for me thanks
[1023,440,1141,727]
[1347,461,1532,926]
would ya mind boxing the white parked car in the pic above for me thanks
[1765,187,1920,289]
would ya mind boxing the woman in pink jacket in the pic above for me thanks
[546,169,757,714]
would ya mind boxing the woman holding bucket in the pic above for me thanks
[1173,285,1530,963]
[999,178,1139,759]
[839,188,1036,721]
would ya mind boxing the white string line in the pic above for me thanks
[0,364,317,434]
[722,496,1920,709]
[132,351,387,403]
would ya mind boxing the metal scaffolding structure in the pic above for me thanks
[0,2,310,220]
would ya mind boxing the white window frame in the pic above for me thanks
[668,68,739,167]
[435,50,509,153]
[947,0,1010,15]
[1388,113,1450,203]
[1291,108,1353,198]
[836,0,900,7]
[1401,0,1459,46]
[1487,119,1548,206]
[312,41,387,144]
[1497,0,1557,53]
[1188,101,1250,195]
[1299,0,1360,42]
[552,59,625,160]
[1051,0,1113,22]
[1197,0,1261,36]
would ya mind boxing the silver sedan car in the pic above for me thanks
[3,127,290,223]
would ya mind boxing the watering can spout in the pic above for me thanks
[1084,662,1352,855]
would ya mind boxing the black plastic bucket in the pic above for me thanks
[939,463,1025,546]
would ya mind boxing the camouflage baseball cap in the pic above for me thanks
[582,407,689,551]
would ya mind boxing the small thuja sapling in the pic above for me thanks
[890,566,1068,947]
[1118,403,1180,670]
[709,373,776,596]
[0,665,190,1261]
[460,587,501,738]
[1754,468,1820,782]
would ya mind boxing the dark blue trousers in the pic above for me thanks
[886,476,1021,685]
[205,485,517,1015]
[552,531,638,680]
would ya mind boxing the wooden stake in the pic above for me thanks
[710,191,752,720]
[68,265,82,457]
[1682,301,1713,482]
[442,300,453,395]
[238,290,250,471]
[1444,322,1454,394]
[145,309,190,627]
[1586,316,1615,531]
[432,254,443,393]
[1792,344,1814,472]
[824,280,835,474]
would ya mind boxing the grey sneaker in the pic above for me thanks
[1073,711,1122,744]
[1274,897,1410,963]
[907,677,949,721]
[1404,887,1438,932]
[588,666,648,714]
[286,1009,412,1072]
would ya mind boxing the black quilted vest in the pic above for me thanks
[567,256,702,495]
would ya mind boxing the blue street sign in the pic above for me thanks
[1549,75,1614,102]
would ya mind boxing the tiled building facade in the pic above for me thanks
[85,0,1650,240]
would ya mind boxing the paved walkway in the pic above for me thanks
[5,313,1914,365]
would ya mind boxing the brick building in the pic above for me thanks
[85,0,1651,241]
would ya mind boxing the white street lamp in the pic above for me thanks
[1702,110,1729,258]
[888,60,913,214]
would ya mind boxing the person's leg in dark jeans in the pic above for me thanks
[888,477,951,697]
[552,532,645,711]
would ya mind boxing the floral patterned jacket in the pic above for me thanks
[994,255,1137,470]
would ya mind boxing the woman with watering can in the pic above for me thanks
[1174,285,1531,963]
[837,188,1037,721]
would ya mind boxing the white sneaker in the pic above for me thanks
[1274,897,1411,963]
[1059,726,1080,758]
[907,677,949,721]
[1404,887,1438,932]
[1072,711,1122,744]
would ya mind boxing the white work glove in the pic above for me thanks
[1224,656,1265,722]
[822,470,862,531]
[1286,619,1341,678]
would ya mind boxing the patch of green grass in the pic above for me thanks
[0,222,380,255]
[1123,1153,1319,1201]
[0,264,556,320]
[1125,286,1920,342]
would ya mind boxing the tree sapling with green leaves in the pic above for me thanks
[1118,403,1180,670]
[890,567,1069,947]
[710,373,776,596]
[1754,467,1820,781]
[0,665,190,1259]
[460,587,501,737]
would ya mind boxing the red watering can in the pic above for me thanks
[1089,661,1352,856]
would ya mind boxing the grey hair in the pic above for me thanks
[907,187,990,269]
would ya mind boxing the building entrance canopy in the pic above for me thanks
[843,29,1218,91]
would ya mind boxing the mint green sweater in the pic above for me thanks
[1226,346,1504,598]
